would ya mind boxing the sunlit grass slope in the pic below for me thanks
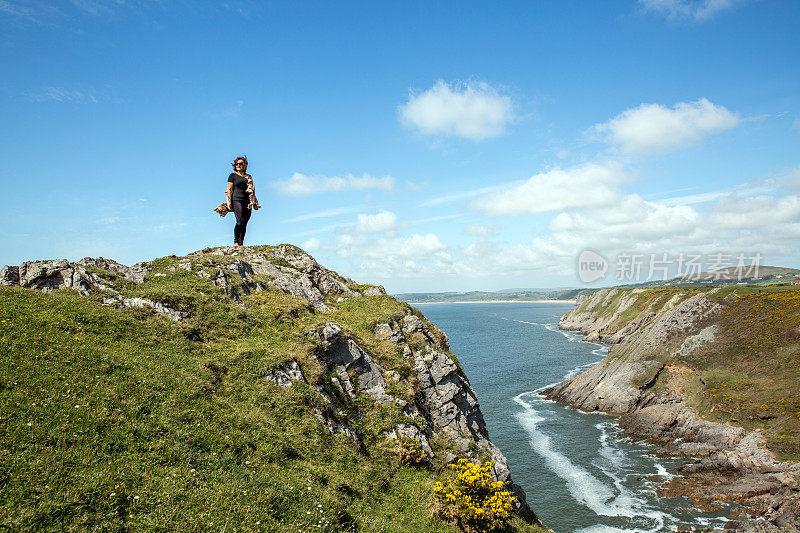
[0,250,544,532]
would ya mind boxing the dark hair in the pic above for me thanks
[232,155,248,168]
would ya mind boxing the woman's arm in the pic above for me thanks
[226,182,234,207]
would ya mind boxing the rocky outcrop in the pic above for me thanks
[545,287,800,531]
[76,256,148,283]
[263,360,308,389]
[0,245,384,317]
[189,244,365,311]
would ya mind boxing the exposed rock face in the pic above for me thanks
[361,311,531,516]
[118,296,187,322]
[546,288,800,531]
[0,265,19,286]
[264,360,307,389]
[17,259,93,294]
[77,257,148,283]
[191,244,368,311]
[545,291,721,414]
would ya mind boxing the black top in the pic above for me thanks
[228,173,250,203]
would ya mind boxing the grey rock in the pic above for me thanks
[119,297,186,322]
[304,328,322,342]
[386,423,434,458]
[18,260,92,294]
[402,314,425,334]
[374,323,405,345]
[77,257,146,283]
[676,324,718,357]
[322,322,342,341]
[362,286,386,296]
[265,360,307,388]
[314,409,361,445]
[0,265,19,286]
[319,334,393,405]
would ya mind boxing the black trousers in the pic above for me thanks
[232,200,252,245]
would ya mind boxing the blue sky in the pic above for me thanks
[1,0,799,293]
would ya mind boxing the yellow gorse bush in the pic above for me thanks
[434,458,515,531]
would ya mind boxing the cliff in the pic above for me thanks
[0,245,542,531]
[544,287,800,532]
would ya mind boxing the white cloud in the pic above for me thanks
[639,0,742,21]
[548,195,703,246]
[471,163,626,216]
[333,230,456,279]
[328,185,800,285]
[525,190,800,265]
[301,237,321,252]
[272,172,394,196]
[152,222,188,232]
[399,80,514,141]
[356,211,399,234]
[655,190,730,206]
[709,194,800,229]
[341,233,449,261]
[594,98,740,155]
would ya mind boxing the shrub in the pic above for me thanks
[435,459,515,531]
[395,437,427,465]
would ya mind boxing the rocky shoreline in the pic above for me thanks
[543,288,800,532]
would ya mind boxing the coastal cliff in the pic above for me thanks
[544,287,800,531]
[0,245,542,531]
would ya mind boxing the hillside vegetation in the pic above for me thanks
[0,245,543,532]
[566,285,800,461]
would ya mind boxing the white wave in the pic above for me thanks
[596,422,630,470]
[513,393,668,529]
[562,360,601,381]
[653,461,674,480]
[695,516,730,527]
[515,319,544,326]
[575,526,636,533]
[592,345,609,358]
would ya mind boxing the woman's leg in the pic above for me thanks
[239,205,252,244]
[232,201,252,245]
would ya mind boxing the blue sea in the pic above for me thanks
[417,302,732,533]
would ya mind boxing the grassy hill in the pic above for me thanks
[0,245,544,532]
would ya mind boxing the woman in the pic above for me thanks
[225,156,260,248]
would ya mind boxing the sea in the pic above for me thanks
[416,302,733,533]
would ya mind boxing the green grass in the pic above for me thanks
[0,262,546,532]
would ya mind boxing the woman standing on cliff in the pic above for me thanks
[222,155,260,248]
